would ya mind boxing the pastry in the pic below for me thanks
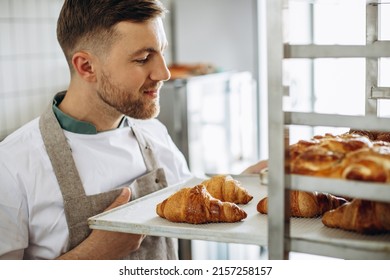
[258,132,390,234]
[287,133,372,178]
[156,184,247,224]
[322,199,390,234]
[257,190,348,218]
[337,148,390,182]
[349,129,390,143]
[201,175,253,204]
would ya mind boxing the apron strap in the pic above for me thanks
[131,124,159,171]
[39,103,86,199]
[39,104,122,250]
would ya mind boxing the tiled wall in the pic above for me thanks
[0,0,69,140]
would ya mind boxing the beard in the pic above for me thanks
[97,71,161,120]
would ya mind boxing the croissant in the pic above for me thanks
[201,175,253,204]
[257,190,348,218]
[322,199,390,234]
[156,184,247,224]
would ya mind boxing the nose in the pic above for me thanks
[150,54,171,82]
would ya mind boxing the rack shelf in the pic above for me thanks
[288,175,390,203]
[266,0,390,259]
[284,112,390,130]
[285,42,390,58]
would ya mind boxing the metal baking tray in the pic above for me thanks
[88,175,390,255]
[88,175,267,245]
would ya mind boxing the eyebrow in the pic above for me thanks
[131,47,157,58]
[130,43,168,58]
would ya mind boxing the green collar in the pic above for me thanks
[52,92,98,135]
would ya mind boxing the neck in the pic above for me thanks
[59,84,123,132]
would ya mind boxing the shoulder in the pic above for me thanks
[0,118,43,157]
[0,117,49,180]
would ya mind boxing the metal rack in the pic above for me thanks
[266,0,390,259]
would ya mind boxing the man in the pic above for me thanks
[0,0,193,260]
[0,0,263,260]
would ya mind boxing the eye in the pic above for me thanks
[134,55,150,65]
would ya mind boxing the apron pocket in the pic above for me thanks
[129,168,167,199]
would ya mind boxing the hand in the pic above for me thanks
[57,188,145,260]
[241,160,268,174]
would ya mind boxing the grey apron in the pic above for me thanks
[39,104,178,259]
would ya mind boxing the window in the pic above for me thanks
[284,0,389,144]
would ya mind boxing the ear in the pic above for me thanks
[71,51,97,82]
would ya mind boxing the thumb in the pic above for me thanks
[105,187,131,211]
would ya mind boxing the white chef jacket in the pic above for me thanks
[0,115,192,259]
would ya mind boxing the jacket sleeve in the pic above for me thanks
[0,159,29,260]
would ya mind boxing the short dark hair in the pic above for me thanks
[57,0,167,71]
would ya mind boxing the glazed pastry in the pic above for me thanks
[287,133,372,178]
[339,147,390,183]
[349,129,390,143]
[201,175,253,204]
[257,190,348,218]
[156,184,247,224]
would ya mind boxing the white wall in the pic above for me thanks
[0,0,69,140]
[170,0,258,75]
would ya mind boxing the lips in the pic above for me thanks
[143,82,163,98]
[143,89,159,98]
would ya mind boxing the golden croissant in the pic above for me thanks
[156,184,247,224]
[201,175,253,204]
[257,190,348,218]
[322,199,390,234]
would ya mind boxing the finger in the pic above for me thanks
[105,187,131,211]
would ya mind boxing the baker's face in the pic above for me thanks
[96,18,170,119]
